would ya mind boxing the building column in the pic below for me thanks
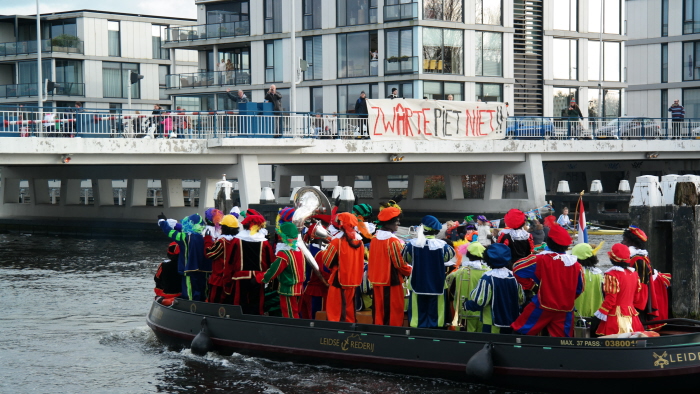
[199,177,220,209]
[93,179,114,206]
[408,175,427,200]
[60,179,82,205]
[237,155,261,208]
[32,179,50,204]
[277,175,292,202]
[162,179,185,208]
[524,154,546,207]
[127,179,148,206]
[445,175,464,201]
[484,174,505,202]
[1,176,20,204]
[372,174,390,200]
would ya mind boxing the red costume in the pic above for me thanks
[647,270,672,331]
[230,215,273,315]
[497,209,534,267]
[204,234,236,303]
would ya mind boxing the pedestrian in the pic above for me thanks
[151,104,163,138]
[354,91,369,139]
[226,87,249,104]
[225,59,234,84]
[668,99,685,138]
[387,88,398,99]
[173,106,188,139]
[265,84,283,137]
[567,99,583,137]
[160,111,173,138]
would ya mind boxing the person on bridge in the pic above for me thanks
[354,91,369,139]
[497,209,534,268]
[204,214,239,304]
[511,224,584,337]
[226,88,249,104]
[622,226,654,323]
[668,99,685,138]
[230,212,273,315]
[265,85,283,138]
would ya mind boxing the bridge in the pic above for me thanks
[1,106,700,223]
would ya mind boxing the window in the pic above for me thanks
[423,81,462,100]
[303,0,322,30]
[43,19,77,40]
[385,0,418,21]
[208,47,251,84]
[108,21,120,57]
[661,89,668,118]
[423,28,463,75]
[476,83,502,102]
[152,25,169,60]
[684,88,700,118]
[588,41,620,82]
[662,43,668,83]
[386,82,414,98]
[175,95,215,112]
[385,28,415,74]
[218,90,251,110]
[159,65,169,100]
[17,60,51,85]
[206,1,249,24]
[55,60,84,96]
[589,0,620,35]
[310,86,324,113]
[476,0,501,25]
[109,103,122,114]
[553,0,577,31]
[662,0,668,37]
[304,36,323,80]
[265,40,283,83]
[553,87,577,117]
[475,31,501,77]
[683,41,700,81]
[264,0,282,33]
[102,62,139,99]
[423,0,462,22]
[337,31,378,78]
[684,0,700,34]
[338,0,378,27]
[553,38,577,80]
[338,83,378,113]
[588,88,620,118]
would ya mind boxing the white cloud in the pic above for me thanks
[1,0,197,20]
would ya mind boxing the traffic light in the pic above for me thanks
[299,59,309,72]
[130,71,144,84]
[46,80,59,91]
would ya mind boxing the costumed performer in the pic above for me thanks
[647,270,672,331]
[511,224,584,337]
[299,220,331,319]
[445,241,488,331]
[230,211,273,315]
[622,226,654,322]
[572,243,605,327]
[497,209,535,268]
[353,203,376,242]
[204,214,239,303]
[476,215,494,245]
[203,208,224,238]
[154,241,182,306]
[402,215,454,328]
[466,243,524,333]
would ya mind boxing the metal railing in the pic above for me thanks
[384,2,419,21]
[384,56,418,74]
[0,83,85,99]
[505,117,700,140]
[166,70,251,89]
[165,21,250,43]
[0,38,84,56]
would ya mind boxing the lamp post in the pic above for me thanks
[597,0,604,119]
[290,0,297,113]
[36,0,42,111]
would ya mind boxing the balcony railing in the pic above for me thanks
[505,117,700,140]
[166,70,252,89]
[384,2,419,21]
[385,56,418,74]
[0,38,84,56]
[0,83,85,99]
[165,21,250,43]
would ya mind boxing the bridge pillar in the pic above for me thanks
[93,179,114,206]
[484,174,504,201]
[60,179,82,205]
[308,175,322,187]
[1,176,20,204]
[127,179,148,206]
[237,155,261,208]
[524,154,546,207]
[33,179,50,205]
[408,175,427,200]
[199,178,220,210]
[445,175,464,201]
[162,179,185,208]
[278,175,292,201]
[372,175,390,200]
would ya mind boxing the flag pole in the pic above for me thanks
[573,190,584,237]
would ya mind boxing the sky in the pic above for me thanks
[0,0,198,19]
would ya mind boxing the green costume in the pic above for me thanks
[573,267,604,317]
[446,261,489,332]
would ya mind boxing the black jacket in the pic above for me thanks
[265,91,283,111]
[355,97,368,115]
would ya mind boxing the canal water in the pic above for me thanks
[0,232,616,393]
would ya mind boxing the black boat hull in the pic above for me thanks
[147,299,700,393]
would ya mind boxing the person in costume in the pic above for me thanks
[476,215,493,245]
[366,207,412,326]
[647,270,672,331]
[571,242,605,333]
[594,243,645,336]
[154,242,182,306]
[466,243,524,333]
[299,221,331,320]
[230,211,273,315]
[445,241,489,331]
[317,212,365,322]
[256,222,306,318]
[203,208,224,239]
[158,213,210,301]
[511,224,584,337]
[497,209,535,268]
[621,226,654,322]
[353,203,376,242]
[204,214,239,304]
[402,215,454,328]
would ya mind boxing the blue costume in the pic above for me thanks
[159,214,210,301]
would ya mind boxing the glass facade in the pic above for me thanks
[588,41,620,82]
[684,0,700,34]
[423,0,462,22]
[152,25,169,60]
[108,21,120,57]
[662,43,668,83]
[303,0,322,30]
[423,81,462,100]
[304,36,323,81]
[475,31,502,77]
[385,28,414,74]
[338,83,378,113]
[661,89,668,118]
[265,40,283,83]
[337,31,378,78]
[206,1,249,24]
[553,87,578,117]
[159,65,169,100]
[264,0,282,33]
[423,28,463,75]
[55,60,83,95]
[476,0,501,25]
[475,83,502,102]
[553,38,577,80]
[589,0,620,35]
[662,0,668,37]
[102,62,139,99]
[553,0,577,31]
[588,88,620,118]
[683,41,700,81]
[683,88,700,118]
[338,0,378,27]
[44,19,77,39]
[310,86,324,113]
[386,81,414,98]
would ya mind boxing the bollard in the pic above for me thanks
[289,186,301,203]
[215,175,234,213]
[672,205,700,319]
[338,186,355,213]
[260,187,276,204]
[331,186,343,200]
[618,179,631,193]
[590,180,603,194]
[557,180,570,194]
[630,176,662,207]
[661,175,680,205]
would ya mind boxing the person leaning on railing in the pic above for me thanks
[668,99,685,139]
[566,100,584,139]
[265,85,283,138]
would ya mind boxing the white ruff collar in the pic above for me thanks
[375,230,398,240]
[463,260,486,269]
[537,251,578,266]
[219,234,234,241]
[628,246,648,257]
[483,267,512,279]
[275,243,299,253]
[585,266,602,275]
[235,229,267,242]
[606,266,635,273]
[332,231,363,241]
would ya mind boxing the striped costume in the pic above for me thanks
[594,266,645,335]
[467,267,524,333]
[259,246,305,318]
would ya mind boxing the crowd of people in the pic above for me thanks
[153,201,671,338]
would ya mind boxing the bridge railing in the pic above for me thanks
[506,117,700,140]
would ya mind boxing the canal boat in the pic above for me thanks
[147,298,700,394]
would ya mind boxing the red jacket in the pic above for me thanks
[318,235,364,288]
[595,267,645,335]
[513,251,584,312]
[204,234,235,288]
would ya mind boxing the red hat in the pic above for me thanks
[548,224,572,246]
[336,212,358,228]
[246,208,264,218]
[608,243,631,264]
[544,215,556,228]
[504,209,526,229]
[167,242,180,255]
[627,226,648,242]
[241,214,266,228]
[377,207,401,222]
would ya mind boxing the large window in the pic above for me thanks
[43,19,77,39]
[108,21,120,57]
[476,0,501,25]
[589,0,620,35]
[310,86,324,113]
[553,0,577,31]
[662,0,668,37]
[386,82,414,98]
[683,41,700,81]
[423,0,462,22]
[55,60,83,96]
[265,40,283,83]
[684,0,700,34]
[159,65,169,100]
[385,0,418,21]
[264,0,282,33]
[475,31,501,77]
[588,88,620,118]
[206,0,250,34]
[338,0,378,27]
[17,60,51,85]
[304,36,323,80]
[338,83,378,113]
[662,43,668,83]
[588,41,620,82]
[385,28,415,74]
[553,38,577,80]
[684,88,700,118]
[102,62,139,99]
[476,83,502,102]
[661,89,668,118]
[303,0,322,30]
[423,28,463,75]
[423,81,462,100]
[337,31,378,78]
[553,87,578,117]
[207,47,251,83]
[152,25,169,60]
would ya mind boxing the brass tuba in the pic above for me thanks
[292,186,332,272]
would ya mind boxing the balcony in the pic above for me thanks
[384,2,419,22]
[384,56,418,74]
[165,21,250,43]
[0,83,85,99]
[166,70,251,89]
[0,38,84,56]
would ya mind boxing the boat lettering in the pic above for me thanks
[603,340,637,347]
[559,339,601,347]
[320,338,341,347]
[319,334,375,353]
[653,351,700,368]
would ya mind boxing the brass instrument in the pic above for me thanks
[292,187,332,273]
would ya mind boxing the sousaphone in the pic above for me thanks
[292,187,332,273]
